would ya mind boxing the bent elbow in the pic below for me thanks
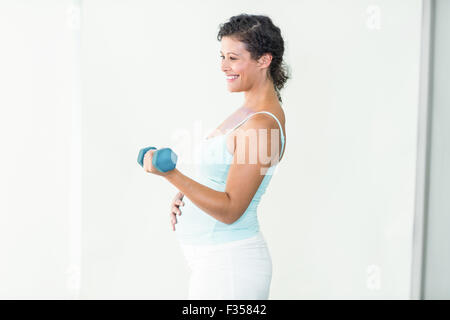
[223,192,243,225]
[225,217,235,225]
[225,209,243,225]
[223,212,234,225]
[225,218,236,225]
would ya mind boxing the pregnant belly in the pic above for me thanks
[175,196,218,237]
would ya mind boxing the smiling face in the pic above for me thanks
[220,36,267,93]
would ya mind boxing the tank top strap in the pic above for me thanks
[226,112,259,133]
[226,111,285,159]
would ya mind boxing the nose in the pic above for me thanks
[221,60,230,73]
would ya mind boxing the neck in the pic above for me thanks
[242,77,279,113]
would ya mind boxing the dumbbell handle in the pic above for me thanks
[137,147,177,173]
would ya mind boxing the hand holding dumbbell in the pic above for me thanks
[137,147,177,175]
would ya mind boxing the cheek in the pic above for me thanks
[235,64,253,80]
[232,63,246,74]
[236,70,246,81]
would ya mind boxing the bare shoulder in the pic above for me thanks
[246,105,285,135]
[231,105,287,161]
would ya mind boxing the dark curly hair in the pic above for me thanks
[217,13,290,103]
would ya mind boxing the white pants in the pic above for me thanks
[179,231,272,300]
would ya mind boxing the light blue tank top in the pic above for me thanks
[175,111,285,245]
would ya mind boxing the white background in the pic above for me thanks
[0,0,422,299]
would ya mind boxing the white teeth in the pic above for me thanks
[226,75,239,80]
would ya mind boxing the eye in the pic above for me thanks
[220,55,236,60]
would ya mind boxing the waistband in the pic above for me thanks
[179,231,267,255]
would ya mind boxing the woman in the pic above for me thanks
[144,13,289,299]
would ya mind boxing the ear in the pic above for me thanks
[257,53,273,68]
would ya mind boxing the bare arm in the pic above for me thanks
[164,113,281,225]
[224,114,281,224]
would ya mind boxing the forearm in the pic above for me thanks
[164,169,232,224]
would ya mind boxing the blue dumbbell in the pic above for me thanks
[137,147,178,173]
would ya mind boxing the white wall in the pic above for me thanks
[81,0,422,299]
[0,0,423,299]
[0,0,81,299]
[274,0,422,299]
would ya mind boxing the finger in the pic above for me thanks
[171,205,182,215]
[176,192,184,201]
[172,222,177,232]
[172,201,181,208]
[174,192,183,201]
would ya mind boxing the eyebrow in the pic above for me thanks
[220,51,240,56]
